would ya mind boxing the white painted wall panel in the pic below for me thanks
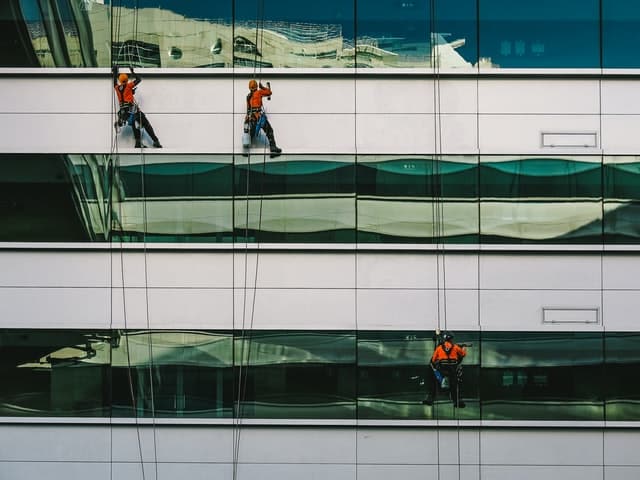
[479,80,600,114]
[0,251,109,287]
[604,431,640,465]
[234,252,355,289]
[0,287,110,328]
[481,430,604,465]
[357,289,437,330]
[146,252,233,288]
[480,255,602,290]
[0,78,111,113]
[478,114,601,154]
[233,288,355,329]
[0,462,110,480]
[480,290,603,331]
[601,80,640,114]
[481,466,604,480]
[602,291,640,330]
[0,113,111,152]
[602,115,640,154]
[137,78,233,113]
[605,467,640,480]
[237,464,356,480]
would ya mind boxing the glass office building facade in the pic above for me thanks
[1,1,640,480]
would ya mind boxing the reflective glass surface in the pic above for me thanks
[604,156,640,243]
[357,155,478,243]
[481,332,604,421]
[0,329,111,416]
[356,0,477,69]
[2,329,640,421]
[480,156,603,243]
[234,155,356,243]
[605,333,640,421]
[358,331,479,420]
[234,331,356,419]
[478,0,600,68]
[602,1,640,68]
[111,331,234,418]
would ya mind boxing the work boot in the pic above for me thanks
[152,140,163,148]
[134,141,146,148]
[269,145,282,158]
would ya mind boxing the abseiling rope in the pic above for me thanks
[111,1,158,479]
[233,1,269,479]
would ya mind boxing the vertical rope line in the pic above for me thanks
[598,3,606,473]
[353,1,359,477]
[475,0,482,476]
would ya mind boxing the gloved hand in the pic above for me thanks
[129,66,135,74]
[259,82,264,89]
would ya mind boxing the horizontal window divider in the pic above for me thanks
[1,417,634,428]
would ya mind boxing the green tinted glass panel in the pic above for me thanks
[234,155,355,243]
[0,329,111,416]
[357,156,478,243]
[481,332,604,421]
[234,331,356,419]
[605,332,640,421]
[357,331,479,420]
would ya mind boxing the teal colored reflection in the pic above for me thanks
[479,0,600,68]
[111,331,234,418]
[603,1,640,68]
[605,333,640,421]
[481,332,604,421]
[234,331,356,419]
[357,331,480,420]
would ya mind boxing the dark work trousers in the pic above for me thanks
[426,362,463,404]
[132,110,160,144]
[250,115,277,148]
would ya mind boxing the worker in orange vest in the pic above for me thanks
[112,66,162,149]
[422,331,467,408]
[245,79,282,157]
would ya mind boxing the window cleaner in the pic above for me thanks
[244,79,282,157]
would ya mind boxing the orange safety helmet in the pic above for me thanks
[118,73,129,84]
[248,79,258,90]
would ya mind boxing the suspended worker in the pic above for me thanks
[112,65,162,149]
[245,79,282,157]
[422,330,467,408]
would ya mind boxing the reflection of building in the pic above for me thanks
[2,2,640,480]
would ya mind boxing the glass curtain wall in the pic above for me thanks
[6,1,638,68]
[2,329,639,421]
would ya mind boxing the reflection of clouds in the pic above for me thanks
[482,336,603,367]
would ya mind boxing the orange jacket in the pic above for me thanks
[247,86,272,110]
[114,78,140,105]
[431,341,466,364]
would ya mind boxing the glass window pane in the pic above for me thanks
[111,331,233,418]
[480,156,602,243]
[234,331,356,419]
[479,0,600,68]
[356,0,477,69]
[234,0,353,68]
[235,155,355,243]
[605,332,640,421]
[357,155,478,243]
[358,331,479,420]
[113,154,234,243]
[603,1,640,68]
[604,156,640,243]
[0,154,94,242]
[112,1,232,68]
[0,329,111,417]
[481,332,604,421]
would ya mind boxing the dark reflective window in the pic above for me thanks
[111,331,233,418]
[234,331,356,419]
[234,155,355,243]
[604,156,640,243]
[480,156,603,243]
[481,332,604,421]
[0,329,111,416]
[0,154,93,242]
[234,0,353,68]
[602,1,640,68]
[479,0,600,68]
[113,155,234,243]
[356,0,477,69]
[357,155,478,243]
[605,332,640,421]
[358,331,479,420]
